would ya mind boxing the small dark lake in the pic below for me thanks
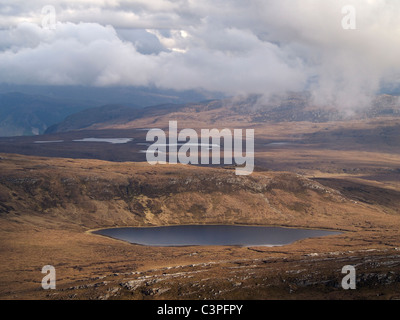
[93,225,340,247]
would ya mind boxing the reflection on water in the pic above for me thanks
[265,141,293,146]
[72,138,133,144]
[34,140,64,143]
[93,225,340,247]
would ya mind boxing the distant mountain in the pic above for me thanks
[0,92,101,137]
[44,102,180,134]
[44,104,142,134]
[45,93,400,134]
[0,84,224,111]
[0,85,225,137]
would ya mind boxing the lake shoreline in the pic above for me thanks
[89,224,342,247]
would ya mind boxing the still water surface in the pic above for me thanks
[93,225,340,247]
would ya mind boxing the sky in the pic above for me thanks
[1,0,400,110]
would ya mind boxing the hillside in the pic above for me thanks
[0,154,364,230]
[0,92,100,137]
[1,153,399,242]
[0,87,220,137]
[44,104,142,134]
[1,153,400,300]
[45,93,400,134]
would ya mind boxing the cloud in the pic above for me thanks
[0,20,306,95]
[1,0,400,110]
[0,22,151,86]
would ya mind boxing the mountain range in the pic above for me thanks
[0,86,223,137]
[46,93,400,134]
[0,92,98,136]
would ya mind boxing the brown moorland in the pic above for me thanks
[0,152,399,300]
[0,96,400,300]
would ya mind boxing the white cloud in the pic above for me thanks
[0,0,400,110]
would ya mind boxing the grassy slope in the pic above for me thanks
[0,154,400,300]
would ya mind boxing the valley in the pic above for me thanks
[3,0,400,304]
[0,96,399,300]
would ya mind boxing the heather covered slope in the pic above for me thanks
[0,153,393,231]
[1,154,400,300]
